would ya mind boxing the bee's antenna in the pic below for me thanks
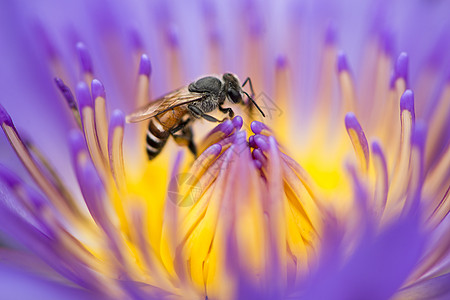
[243,91,265,117]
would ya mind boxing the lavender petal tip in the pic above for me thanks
[139,54,152,77]
[337,52,349,73]
[371,140,383,156]
[69,130,86,155]
[395,52,409,82]
[248,135,256,148]
[0,103,13,127]
[325,23,337,45]
[252,148,267,166]
[167,25,179,48]
[205,143,222,156]
[91,79,106,100]
[232,116,243,129]
[276,55,288,69]
[76,42,93,73]
[75,81,92,110]
[129,28,143,50]
[54,78,76,108]
[250,121,270,134]
[54,77,65,90]
[209,120,233,136]
[400,90,415,120]
[380,30,394,55]
[344,112,360,131]
[110,109,125,129]
[254,135,270,151]
[253,159,263,169]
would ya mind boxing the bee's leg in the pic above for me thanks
[172,125,197,157]
[242,77,256,115]
[241,77,255,98]
[188,104,225,123]
[170,118,191,134]
[218,105,234,118]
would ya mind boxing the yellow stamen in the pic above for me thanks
[425,82,450,169]
[372,146,388,219]
[110,124,126,193]
[94,96,109,161]
[339,69,357,114]
[385,107,413,218]
[81,106,108,179]
[1,123,76,222]
[347,128,369,173]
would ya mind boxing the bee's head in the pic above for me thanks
[223,73,242,104]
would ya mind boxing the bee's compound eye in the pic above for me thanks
[228,89,241,103]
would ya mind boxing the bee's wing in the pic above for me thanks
[126,87,204,123]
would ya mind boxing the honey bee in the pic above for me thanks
[126,73,265,160]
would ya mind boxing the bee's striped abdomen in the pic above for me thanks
[146,118,170,160]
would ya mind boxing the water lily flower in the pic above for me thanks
[1,0,450,299]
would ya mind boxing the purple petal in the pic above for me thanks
[0,263,103,300]
[302,214,425,300]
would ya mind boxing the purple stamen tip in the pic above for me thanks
[209,120,233,137]
[110,109,125,129]
[139,54,152,77]
[91,79,106,100]
[209,29,221,44]
[250,121,270,134]
[253,159,263,169]
[129,28,143,50]
[411,121,427,149]
[54,77,76,109]
[400,89,415,121]
[344,112,360,131]
[248,135,256,148]
[206,143,222,156]
[389,72,396,89]
[252,148,267,166]
[371,140,383,156]
[76,81,92,110]
[167,25,179,48]
[232,116,243,130]
[76,42,93,74]
[254,135,270,151]
[325,23,337,45]
[69,130,87,156]
[380,31,394,55]
[276,55,288,69]
[0,103,13,127]
[395,52,409,83]
[34,21,57,59]
[337,52,350,73]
